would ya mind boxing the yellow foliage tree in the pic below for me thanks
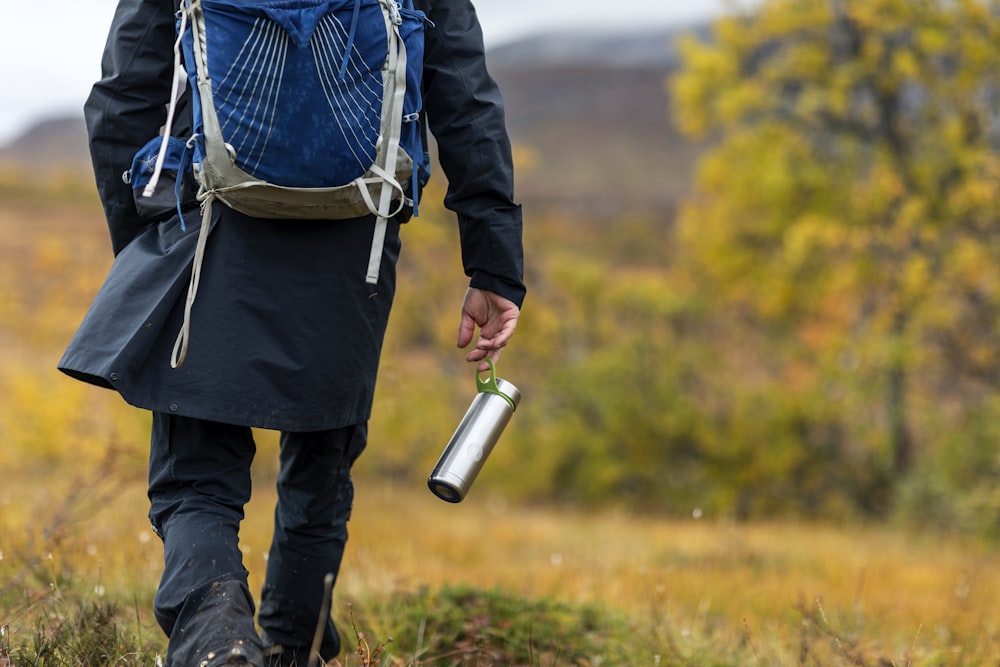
[671,0,1000,481]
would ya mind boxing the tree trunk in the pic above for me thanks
[887,310,914,475]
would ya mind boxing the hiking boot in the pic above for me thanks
[197,642,264,667]
[167,580,264,667]
[263,641,314,667]
[260,625,342,667]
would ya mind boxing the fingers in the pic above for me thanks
[467,307,516,351]
[456,311,477,349]
[456,288,520,369]
[465,344,503,371]
[478,314,517,348]
[465,320,513,372]
[456,287,484,349]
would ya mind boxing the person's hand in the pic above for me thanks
[457,288,520,371]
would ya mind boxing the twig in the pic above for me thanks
[307,573,335,667]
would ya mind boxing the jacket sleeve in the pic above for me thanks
[85,0,177,255]
[418,0,526,307]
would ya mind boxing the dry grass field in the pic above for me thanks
[6,458,1000,665]
[2,181,1000,665]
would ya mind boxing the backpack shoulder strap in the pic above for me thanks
[364,0,410,283]
[143,7,192,203]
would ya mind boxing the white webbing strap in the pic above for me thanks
[170,194,214,368]
[365,4,409,284]
[356,165,406,219]
[144,6,190,198]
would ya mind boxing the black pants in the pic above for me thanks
[148,413,367,665]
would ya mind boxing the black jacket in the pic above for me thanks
[60,0,525,431]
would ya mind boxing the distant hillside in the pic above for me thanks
[487,23,712,68]
[488,25,706,218]
[0,26,708,220]
[0,116,90,171]
[492,62,701,219]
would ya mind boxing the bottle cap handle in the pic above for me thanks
[476,358,516,411]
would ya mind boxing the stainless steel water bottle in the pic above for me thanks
[427,359,521,503]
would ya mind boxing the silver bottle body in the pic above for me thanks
[428,378,521,503]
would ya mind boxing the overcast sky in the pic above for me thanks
[0,0,739,144]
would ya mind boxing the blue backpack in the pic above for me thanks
[139,0,430,366]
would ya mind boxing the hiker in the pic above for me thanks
[58,0,525,665]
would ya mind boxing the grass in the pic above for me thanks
[339,483,1000,665]
[2,186,1000,665]
[3,447,1000,665]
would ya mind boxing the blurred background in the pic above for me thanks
[0,0,735,143]
[3,0,1000,536]
[5,1,1000,663]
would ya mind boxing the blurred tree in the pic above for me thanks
[671,0,1000,493]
